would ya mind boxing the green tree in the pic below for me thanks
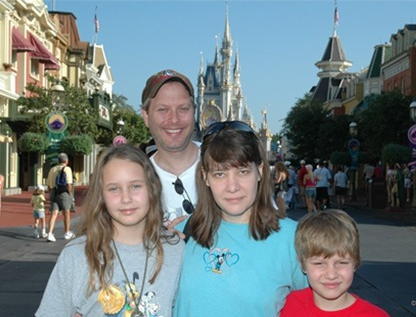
[317,114,351,159]
[283,93,330,161]
[382,143,411,166]
[356,90,412,158]
[97,93,150,145]
[17,80,99,137]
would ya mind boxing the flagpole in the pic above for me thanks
[93,6,99,44]
[333,0,339,36]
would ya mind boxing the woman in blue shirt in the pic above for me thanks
[174,121,307,317]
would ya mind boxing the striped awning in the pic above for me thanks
[29,33,60,70]
[12,28,35,52]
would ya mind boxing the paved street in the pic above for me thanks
[0,194,415,316]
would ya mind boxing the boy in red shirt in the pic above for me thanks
[281,210,389,316]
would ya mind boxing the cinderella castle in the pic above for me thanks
[196,11,256,131]
[194,9,273,157]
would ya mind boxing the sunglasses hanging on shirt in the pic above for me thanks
[172,177,194,214]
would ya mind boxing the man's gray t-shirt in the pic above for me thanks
[36,236,184,317]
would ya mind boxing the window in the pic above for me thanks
[12,51,17,68]
[31,59,39,77]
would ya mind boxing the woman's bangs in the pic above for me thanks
[204,143,251,171]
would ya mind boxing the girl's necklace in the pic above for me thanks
[112,239,149,317]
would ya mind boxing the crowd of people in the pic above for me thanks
[271,159,349,214]
[34,69,389,316]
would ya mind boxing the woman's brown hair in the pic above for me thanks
[189,126,284,248]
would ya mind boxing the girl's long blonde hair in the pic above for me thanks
[78,144,172,294]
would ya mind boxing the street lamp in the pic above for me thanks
[348,121,360,201]
[51,83,65,109]
[408,100,416,207]
[410,100,416,122]
[116,119,125,134]
[349,121,358,137]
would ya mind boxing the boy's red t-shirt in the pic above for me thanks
[280,288,390,317]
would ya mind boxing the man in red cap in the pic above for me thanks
[141,69,199,221]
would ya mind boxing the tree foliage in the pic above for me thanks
[356,90,412,158]
[96,93,150,146]
[17,79,99,137]
[283,93,352,162]
[60,135,93,155]
[18,132,49,153]
[17,82,150,146]
[381,143,411,166]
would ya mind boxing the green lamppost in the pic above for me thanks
[348,122,360,201]
[45,84,68,166]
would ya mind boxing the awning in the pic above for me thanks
[12,28,35,52]
[29,33,60,69]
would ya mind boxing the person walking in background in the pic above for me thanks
[333,166,349,209]
[281,210,389,316]
[45,153,75,242]
[286,162,298,210]
[303,164,317,213]
[386,164,398,208]
[273,161,289,214]
[314,160,332,210]
[297,160,307,208]
[173,121,307,316]
[31,185,47,239]
[403,164,412,203]
[36,144,184,316]
[140,69,199,221]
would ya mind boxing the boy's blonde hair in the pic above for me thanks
[295,209,360,269]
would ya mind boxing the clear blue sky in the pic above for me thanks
[46,0,416,133]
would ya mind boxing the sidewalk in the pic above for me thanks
[0,186,88,228]
[345,195,416,226]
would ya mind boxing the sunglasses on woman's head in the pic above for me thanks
[173,178,194,214]
[203,120,254,141]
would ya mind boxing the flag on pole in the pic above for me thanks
[94,8,100,33]
[334,7,340,26]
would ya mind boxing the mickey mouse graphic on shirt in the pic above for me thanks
[203,248,240,274]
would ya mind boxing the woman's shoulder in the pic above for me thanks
[269,217,298,240]
[278,217,298,231]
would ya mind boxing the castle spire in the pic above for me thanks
[214,35,221,69]
[233,48,240,77]
[199,51,205,75]
[223,1,232,46]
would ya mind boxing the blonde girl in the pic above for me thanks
[31,185,47,239]
[303,164,317,213]
[36,144,184,317]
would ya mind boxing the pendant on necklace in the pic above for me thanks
[97,284,125,315]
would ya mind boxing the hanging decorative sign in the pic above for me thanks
[45,111,68,134]
[408,124,416,145]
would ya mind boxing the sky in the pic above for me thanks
[45,0,416,133]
